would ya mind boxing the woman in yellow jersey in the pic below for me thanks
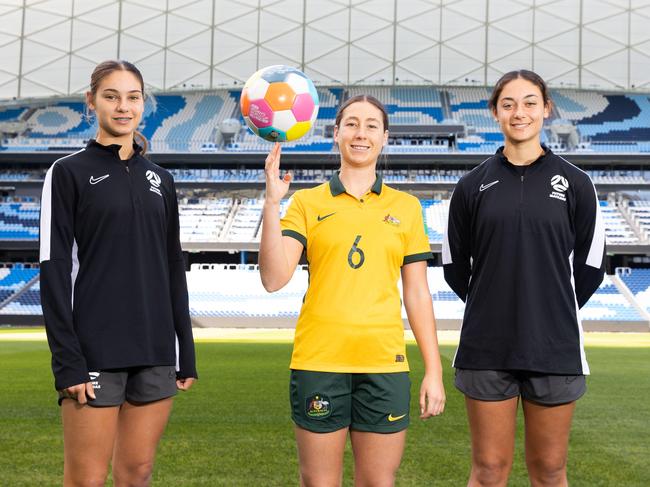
[259,95,445,486]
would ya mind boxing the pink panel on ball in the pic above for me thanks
[248,99,274,128]
[291,93,316,122]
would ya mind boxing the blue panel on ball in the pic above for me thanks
[258,126,287,142]
[260,65,302,83]
[308,82,319,106]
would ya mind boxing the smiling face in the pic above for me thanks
[334,100,388,169]
[86,69,144,142]
[493,77,549,147]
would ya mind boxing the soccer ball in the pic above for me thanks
[240,65,319,142]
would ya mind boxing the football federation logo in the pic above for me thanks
[306,394,331,419]
[551,175,569,193]
[383,214,400,226]
[146,170,162,196]
[549,175,569,202]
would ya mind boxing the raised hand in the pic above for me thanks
[264,142,292,205]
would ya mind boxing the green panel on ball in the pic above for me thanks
[258,126,287,142]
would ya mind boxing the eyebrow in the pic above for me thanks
[500,94,539,102]
[101,88,142,94]
[344,116,381,122]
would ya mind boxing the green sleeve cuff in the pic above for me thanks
[281,229,307,247]
[402,252,433,265]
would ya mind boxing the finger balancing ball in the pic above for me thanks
[240,65,319,142]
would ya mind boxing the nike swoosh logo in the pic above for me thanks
[89,174,110,185]
[388,413,407,422]
[317,212,336,222]
[479,180,499,192]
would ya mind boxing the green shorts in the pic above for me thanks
[290,370,411,433]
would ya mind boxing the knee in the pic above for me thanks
[65,477,109,487]
[64,466,109,487]
[353,466,398,487]
[112,460,154,487]
[471,456,512,486]
[526,455,567,485]
[299,469,342,487]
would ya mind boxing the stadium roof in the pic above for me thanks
[1,0,650,99]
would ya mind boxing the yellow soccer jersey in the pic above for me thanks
[281,173,432,373]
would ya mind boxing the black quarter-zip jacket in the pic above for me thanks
[442,147,605,375]
[39,139,197,390]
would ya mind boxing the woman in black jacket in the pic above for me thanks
[40,60,197,486]
[443,70,605,487]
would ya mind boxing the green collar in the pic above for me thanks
[329,172,383,197]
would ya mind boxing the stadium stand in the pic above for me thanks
[187,264,306,327]
[2,87,650,153]
[600,199,641,245]
[617,267,650,315]
[580,274,645,324]
[2,189,650,250]
[183,264,646,330]
[0,200,40,240]
[0,279,41,315]
[421,199,448,243]
[179,197,232,243]
[0,264,39,307]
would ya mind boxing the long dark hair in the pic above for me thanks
[88,60,148,153]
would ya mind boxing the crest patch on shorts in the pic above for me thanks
[306,394,331,419]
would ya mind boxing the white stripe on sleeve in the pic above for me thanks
[39,164,55,263]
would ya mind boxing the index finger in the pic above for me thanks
[76,385,88,405]
[265,142,281,169]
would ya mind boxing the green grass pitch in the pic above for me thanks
[1,340,649,486]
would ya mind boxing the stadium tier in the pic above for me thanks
[0,201,40,240]
[0,264,39,308]
[5,167,650,186]
[580,275,645,323]
[617,268,650,316]
[3,87,650,153]
[3,264,645,330]
[0,279,40,315]
[0,194,646,247]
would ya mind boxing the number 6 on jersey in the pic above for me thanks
[347,235,365,269]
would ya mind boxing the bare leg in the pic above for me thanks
[523,400,576,487]
[465,396,519,487]
[295,425,348,487]
[62,400,120,487]
[350,430,406,487]
[111,398,174,487]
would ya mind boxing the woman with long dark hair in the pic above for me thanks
[40,60,197,486]
[444,70,605,486]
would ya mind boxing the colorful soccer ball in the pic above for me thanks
[240,65,319,142]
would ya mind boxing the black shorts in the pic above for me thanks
[58,366,178,407]
[290,370,411,433]
[454,368,586,405]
